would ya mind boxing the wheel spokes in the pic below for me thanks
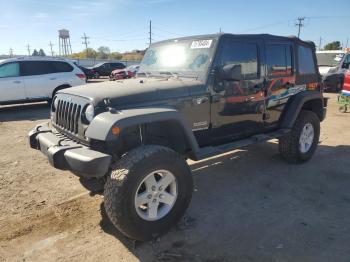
[159,192,176,206]
[144,174,157,192]
[135,192,150,207]
[148,201,159,219]
[158,172,175,189]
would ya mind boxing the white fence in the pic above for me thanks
[72,58,140,67]
[0,55,140,67]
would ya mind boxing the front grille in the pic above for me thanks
[55,100,82,134]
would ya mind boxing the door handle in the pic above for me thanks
[49,78,57,80]
[193,97,209,105]
[245,96,256,102]
[13,80,21,84]
[211,94,221,103]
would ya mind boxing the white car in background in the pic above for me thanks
[316,50,346,76]
[0,57,86,105]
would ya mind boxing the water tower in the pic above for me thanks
[58,29,72,56]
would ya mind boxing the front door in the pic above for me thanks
[210,38,265,140]
[0,62,26,103]
[21,61,57,100]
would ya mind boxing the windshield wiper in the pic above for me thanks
[159,71,198,79]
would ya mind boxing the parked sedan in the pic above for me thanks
[109,65,140,81]
[88,62,125,78]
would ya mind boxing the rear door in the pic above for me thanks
[21,61,57,99]
[0,62,26,103]
[263,41,295,128]
[210,37,266,140]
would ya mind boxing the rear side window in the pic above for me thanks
[0,62,20,78]
[219,41,259,80]
[266,44,292,76]
[21,61,54,76]
[112,63,125,69]
[51,61,73,72]
[298,46,316,75]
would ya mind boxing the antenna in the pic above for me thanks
[149,20,153,46]
[295,17,306,38]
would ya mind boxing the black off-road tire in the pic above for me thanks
[104,145,193,241]
[279,110,320,164]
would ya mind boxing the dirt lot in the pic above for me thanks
[0,92,349,262]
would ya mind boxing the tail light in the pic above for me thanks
[76,73,86,79]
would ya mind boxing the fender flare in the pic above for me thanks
[279,91,325,129]
[85,107,200,154]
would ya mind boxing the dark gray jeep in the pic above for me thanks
[29,34,327,241]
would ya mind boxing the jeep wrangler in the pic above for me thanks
[29,34,327,241]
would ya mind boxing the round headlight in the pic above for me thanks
[85,104,95,123]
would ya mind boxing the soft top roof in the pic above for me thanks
[154,33,315,48]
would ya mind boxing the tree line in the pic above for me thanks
[69,46,145,61]
[29,46,144,61]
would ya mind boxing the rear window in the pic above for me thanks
[21,61,53,76]
[266,44,293,77]
[51,61,73,72]
[298,46,316,75]
[21,61,73,76]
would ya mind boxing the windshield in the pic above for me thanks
[139,38,215,77]
[316,52,344,67]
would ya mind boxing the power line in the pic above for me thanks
[49,41,54,56]
[26,44,31,56]
[295,17,306,38]
[81,33,90,57]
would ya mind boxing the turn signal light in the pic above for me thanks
[112,127,121,136]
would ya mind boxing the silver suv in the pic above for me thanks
[0,57,86,105]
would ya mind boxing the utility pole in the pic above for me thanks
[49,41,54,56]
[346,38,349,48]
[318,37,322,51]
[149,20,153,46]
[81,33,90,57]
[26,44,31,56]
[9,48,13,57]
[295,17,306,38]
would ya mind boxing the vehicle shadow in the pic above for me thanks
[98,142,350,262]
[0,102,50,122]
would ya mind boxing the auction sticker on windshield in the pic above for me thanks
[191,40,213,49]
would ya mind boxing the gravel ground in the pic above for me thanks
[0,92,349,262]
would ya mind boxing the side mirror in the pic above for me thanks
[342,62,350,69]
[219,64,242,81]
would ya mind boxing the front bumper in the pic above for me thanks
[29,123,112,178]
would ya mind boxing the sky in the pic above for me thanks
[0,0,349,56]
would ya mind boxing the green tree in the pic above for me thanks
[324,41,341,50]
[97,46,110,59]
[69,48,97,59]
[32,49,39,56]
[108,52,123,60]
[38,49,46,56]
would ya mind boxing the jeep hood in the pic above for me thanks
[59,77,203,107]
